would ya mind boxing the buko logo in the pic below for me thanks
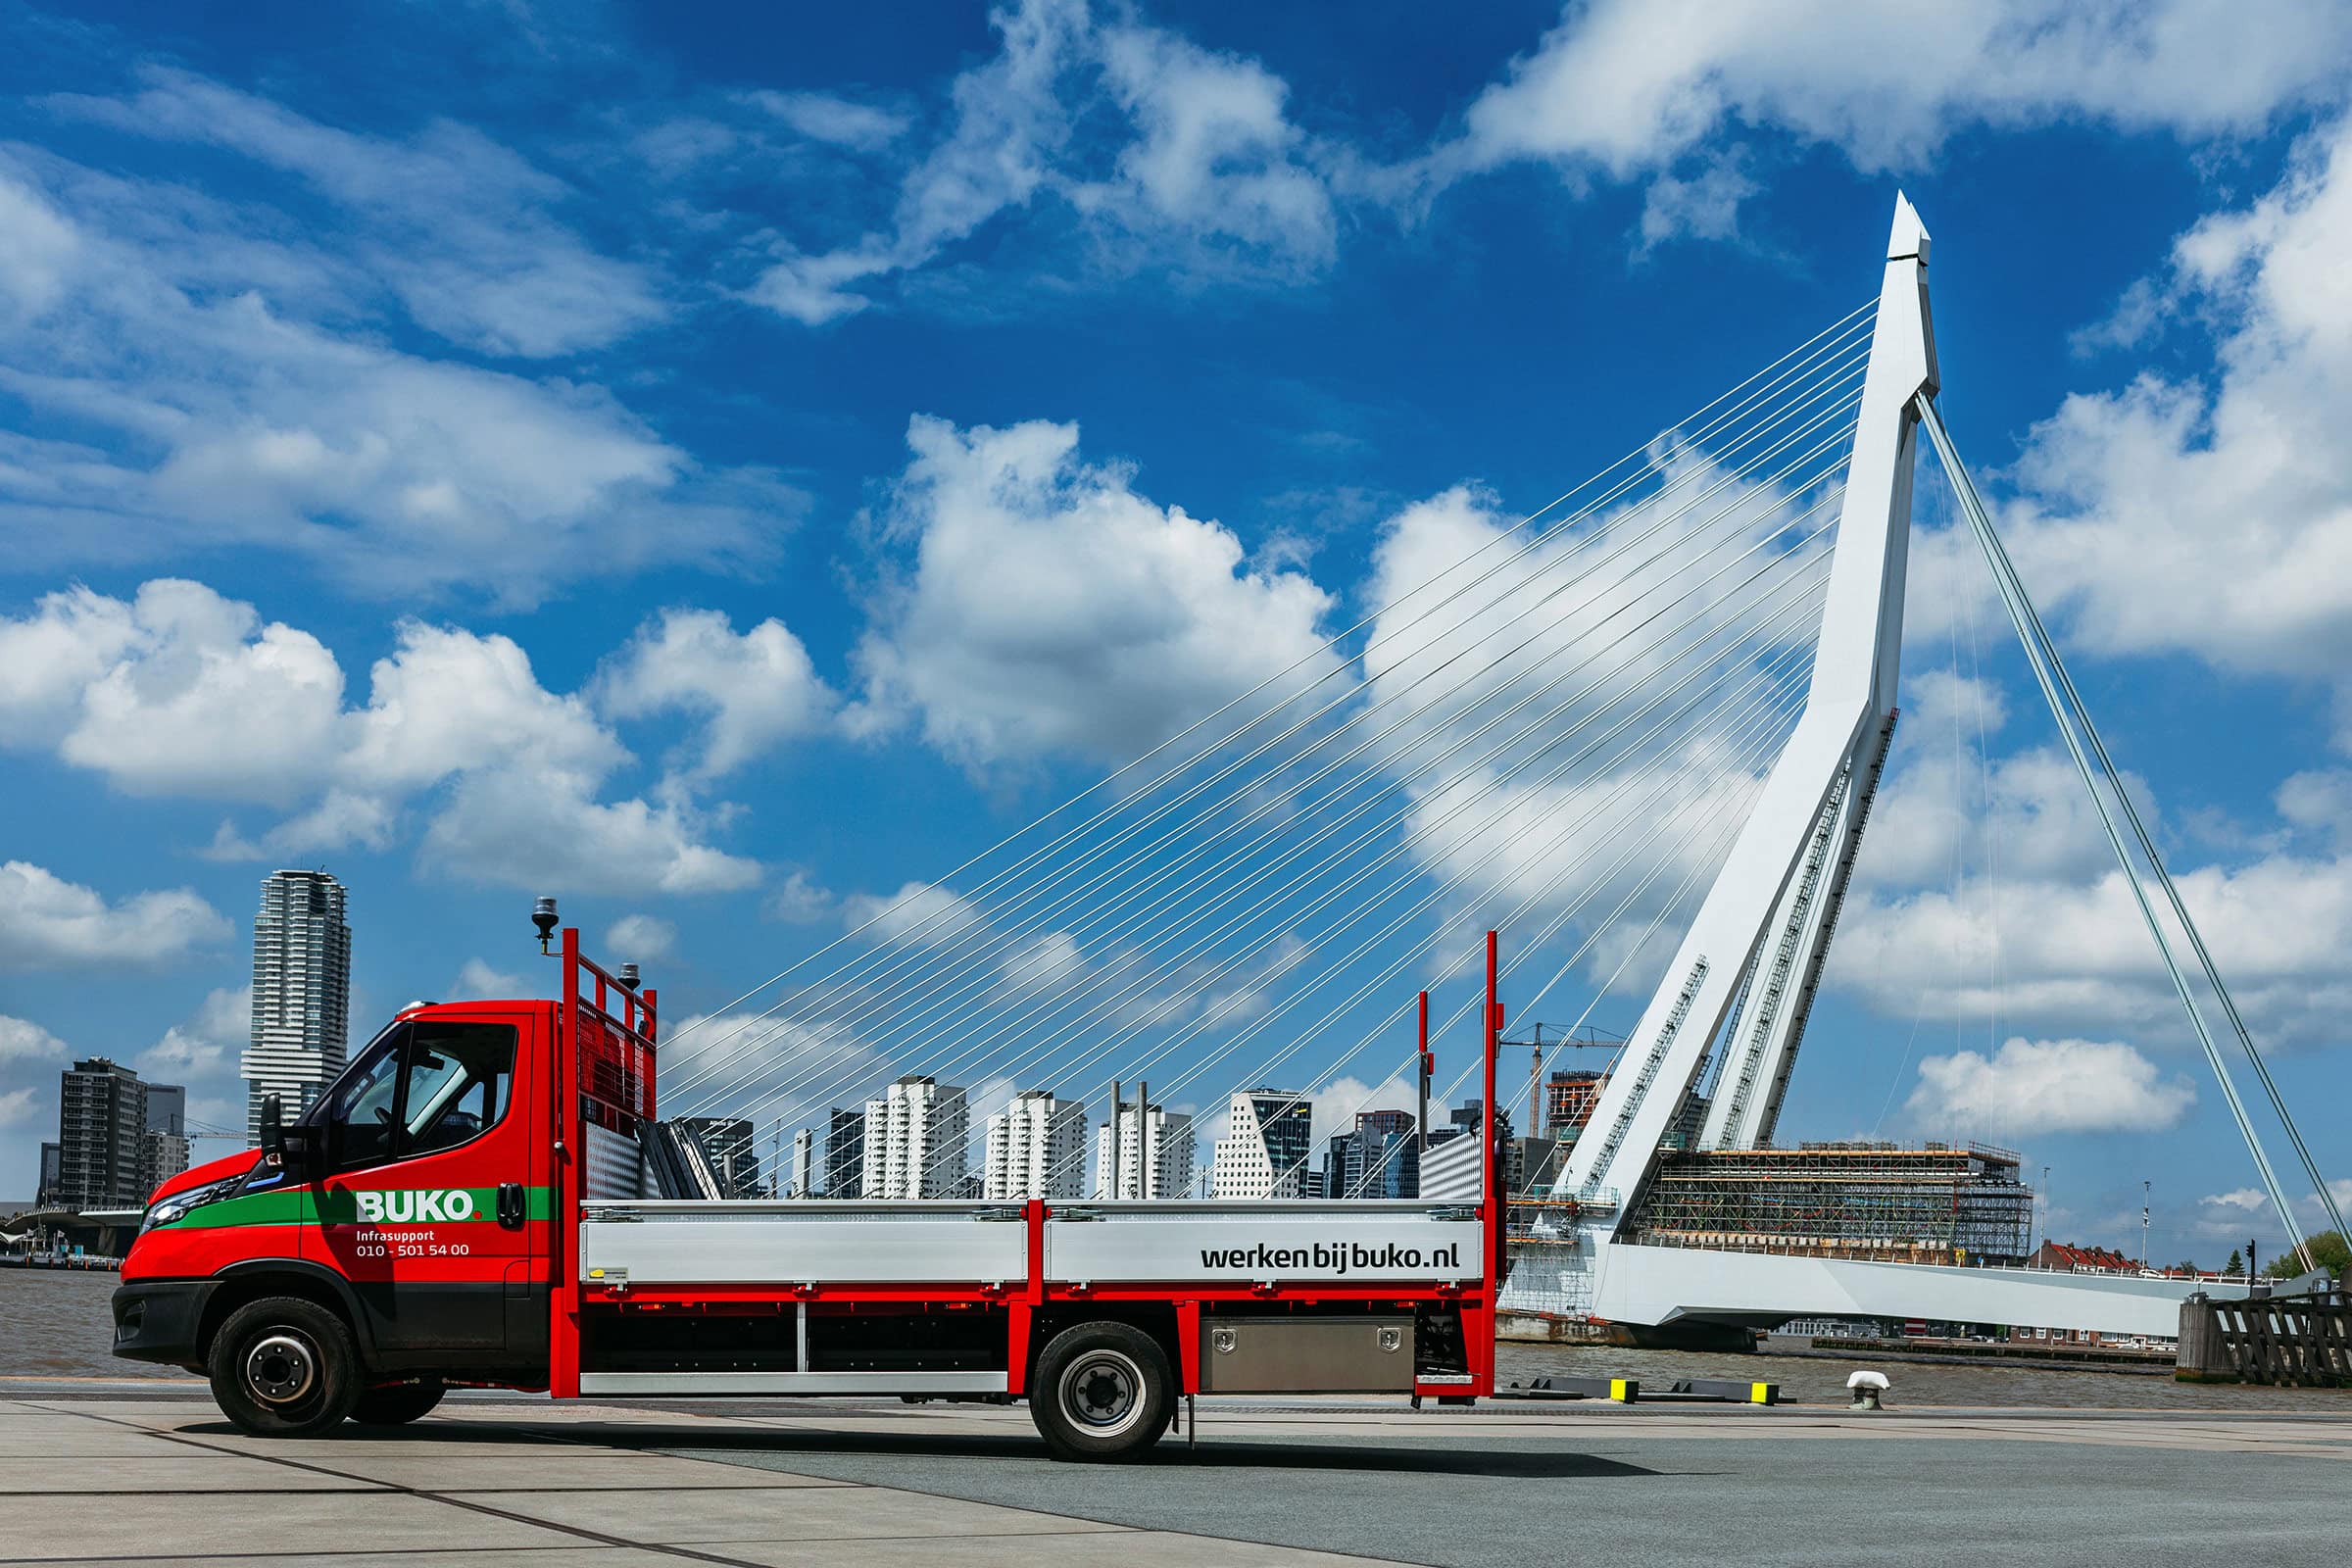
[355,1190,476,1224]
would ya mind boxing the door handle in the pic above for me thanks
[497,1182,525,1229]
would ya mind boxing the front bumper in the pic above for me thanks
[111,1279,220,1369]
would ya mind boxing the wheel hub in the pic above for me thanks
[245,1332,318,1404]
[1062,1349,1141,1432]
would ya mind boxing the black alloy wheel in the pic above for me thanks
[207,1296,362,1437]
[1030,1320,1173,1462]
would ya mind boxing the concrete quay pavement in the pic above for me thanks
[3,1386,2347,1568]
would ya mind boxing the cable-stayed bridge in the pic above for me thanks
[657,196,2336,1342]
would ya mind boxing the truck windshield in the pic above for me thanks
[322,1032,407,1168]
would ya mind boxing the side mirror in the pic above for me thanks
[259,1095,285,1162]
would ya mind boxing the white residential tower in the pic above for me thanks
[860,1076,968,1199]
[243,869,351,1142]
[1092,1101,1196,1199]
[983,1090,1087,1200]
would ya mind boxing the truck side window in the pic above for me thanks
[318,1020,516,1172]
[403,1022,516,1157]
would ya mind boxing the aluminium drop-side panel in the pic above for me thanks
[1044,1203,1484,1285]
[578,1202,1027,1285]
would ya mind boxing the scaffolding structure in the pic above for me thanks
[1501,1194,1610,1316]
[1625,1140,2033,1265]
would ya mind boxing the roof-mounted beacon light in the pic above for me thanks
[617,962,640,991]
[533,895,560,955]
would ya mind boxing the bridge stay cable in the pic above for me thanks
[662,305,1877,1055]
[1117,630,1822,1196]
[666,334,1872,1109]
[705,471,1845,1136]
[1918,397,2338,1262]
[673,371,1865,1119]
[780,543,1832,1185]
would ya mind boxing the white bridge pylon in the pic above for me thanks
[1545,195,2318,1334]
[1557,195,1934,1208]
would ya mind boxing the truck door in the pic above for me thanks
[304,1010,543,1371]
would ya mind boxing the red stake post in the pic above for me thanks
[1481,930,1501,1392]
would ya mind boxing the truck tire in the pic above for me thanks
[207,1297,362,1438]
[1030,1321,1172,1462]
[351,1379,446,1426]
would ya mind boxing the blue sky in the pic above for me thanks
[2,0,2348,1262]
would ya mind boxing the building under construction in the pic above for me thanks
[1621,1140,2034,1266]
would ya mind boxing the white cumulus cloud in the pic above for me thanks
[605,914,678,964]
[0,861,229,971]
[1905,1036,2195,1137]
[597,609,836,785]
[1448,0,2352,184]
[1988,115,2352,740]
[745,0,1341,322]
[0,579,782,897]
[0,140,797,601]
[854,415,1339,769]
[0,1014,70,1064]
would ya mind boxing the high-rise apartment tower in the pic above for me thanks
[1092,1101,1195,1199]
[984,1090,1087,1200]
[859,1077,968,1199]
[58,1058,153,1208]
[244,870,352,1141]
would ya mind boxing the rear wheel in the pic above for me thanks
[351,1379,446,1426]
[1030,1321,1171,1462]
[207,1297,361,1438]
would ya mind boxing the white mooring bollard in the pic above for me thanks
[1846,1370,1889,1411]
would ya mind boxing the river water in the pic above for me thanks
[5,1270,2343,1408]
[2,1269,194,1381]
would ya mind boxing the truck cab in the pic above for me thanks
[114,997,571,1432]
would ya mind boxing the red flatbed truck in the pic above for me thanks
[114,926,1503,1460]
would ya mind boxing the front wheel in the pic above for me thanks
[208,1297,362,1437]
[352,1379,446,1426]
[1030,1321,1172,1462]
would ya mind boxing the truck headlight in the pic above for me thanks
[140,1195,199,1234]
[141,1179,228,1234]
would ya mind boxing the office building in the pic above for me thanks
[984,1090,1088,1200]
[1092,1101,1195,1200]
[144,1085,186,1138]
[138,1082,190,1197]
[1324,1109,1420,1200]
[823,1107,864,1199]
[139,1128,191,1199]
[58,1058,150,1208]
[244,869,352,1141]
[860,1076,968,1199]
[1208,1088,1314,1199]
[35,1142,62,1206]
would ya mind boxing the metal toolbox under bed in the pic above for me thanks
[1198,1316,1415,1393]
